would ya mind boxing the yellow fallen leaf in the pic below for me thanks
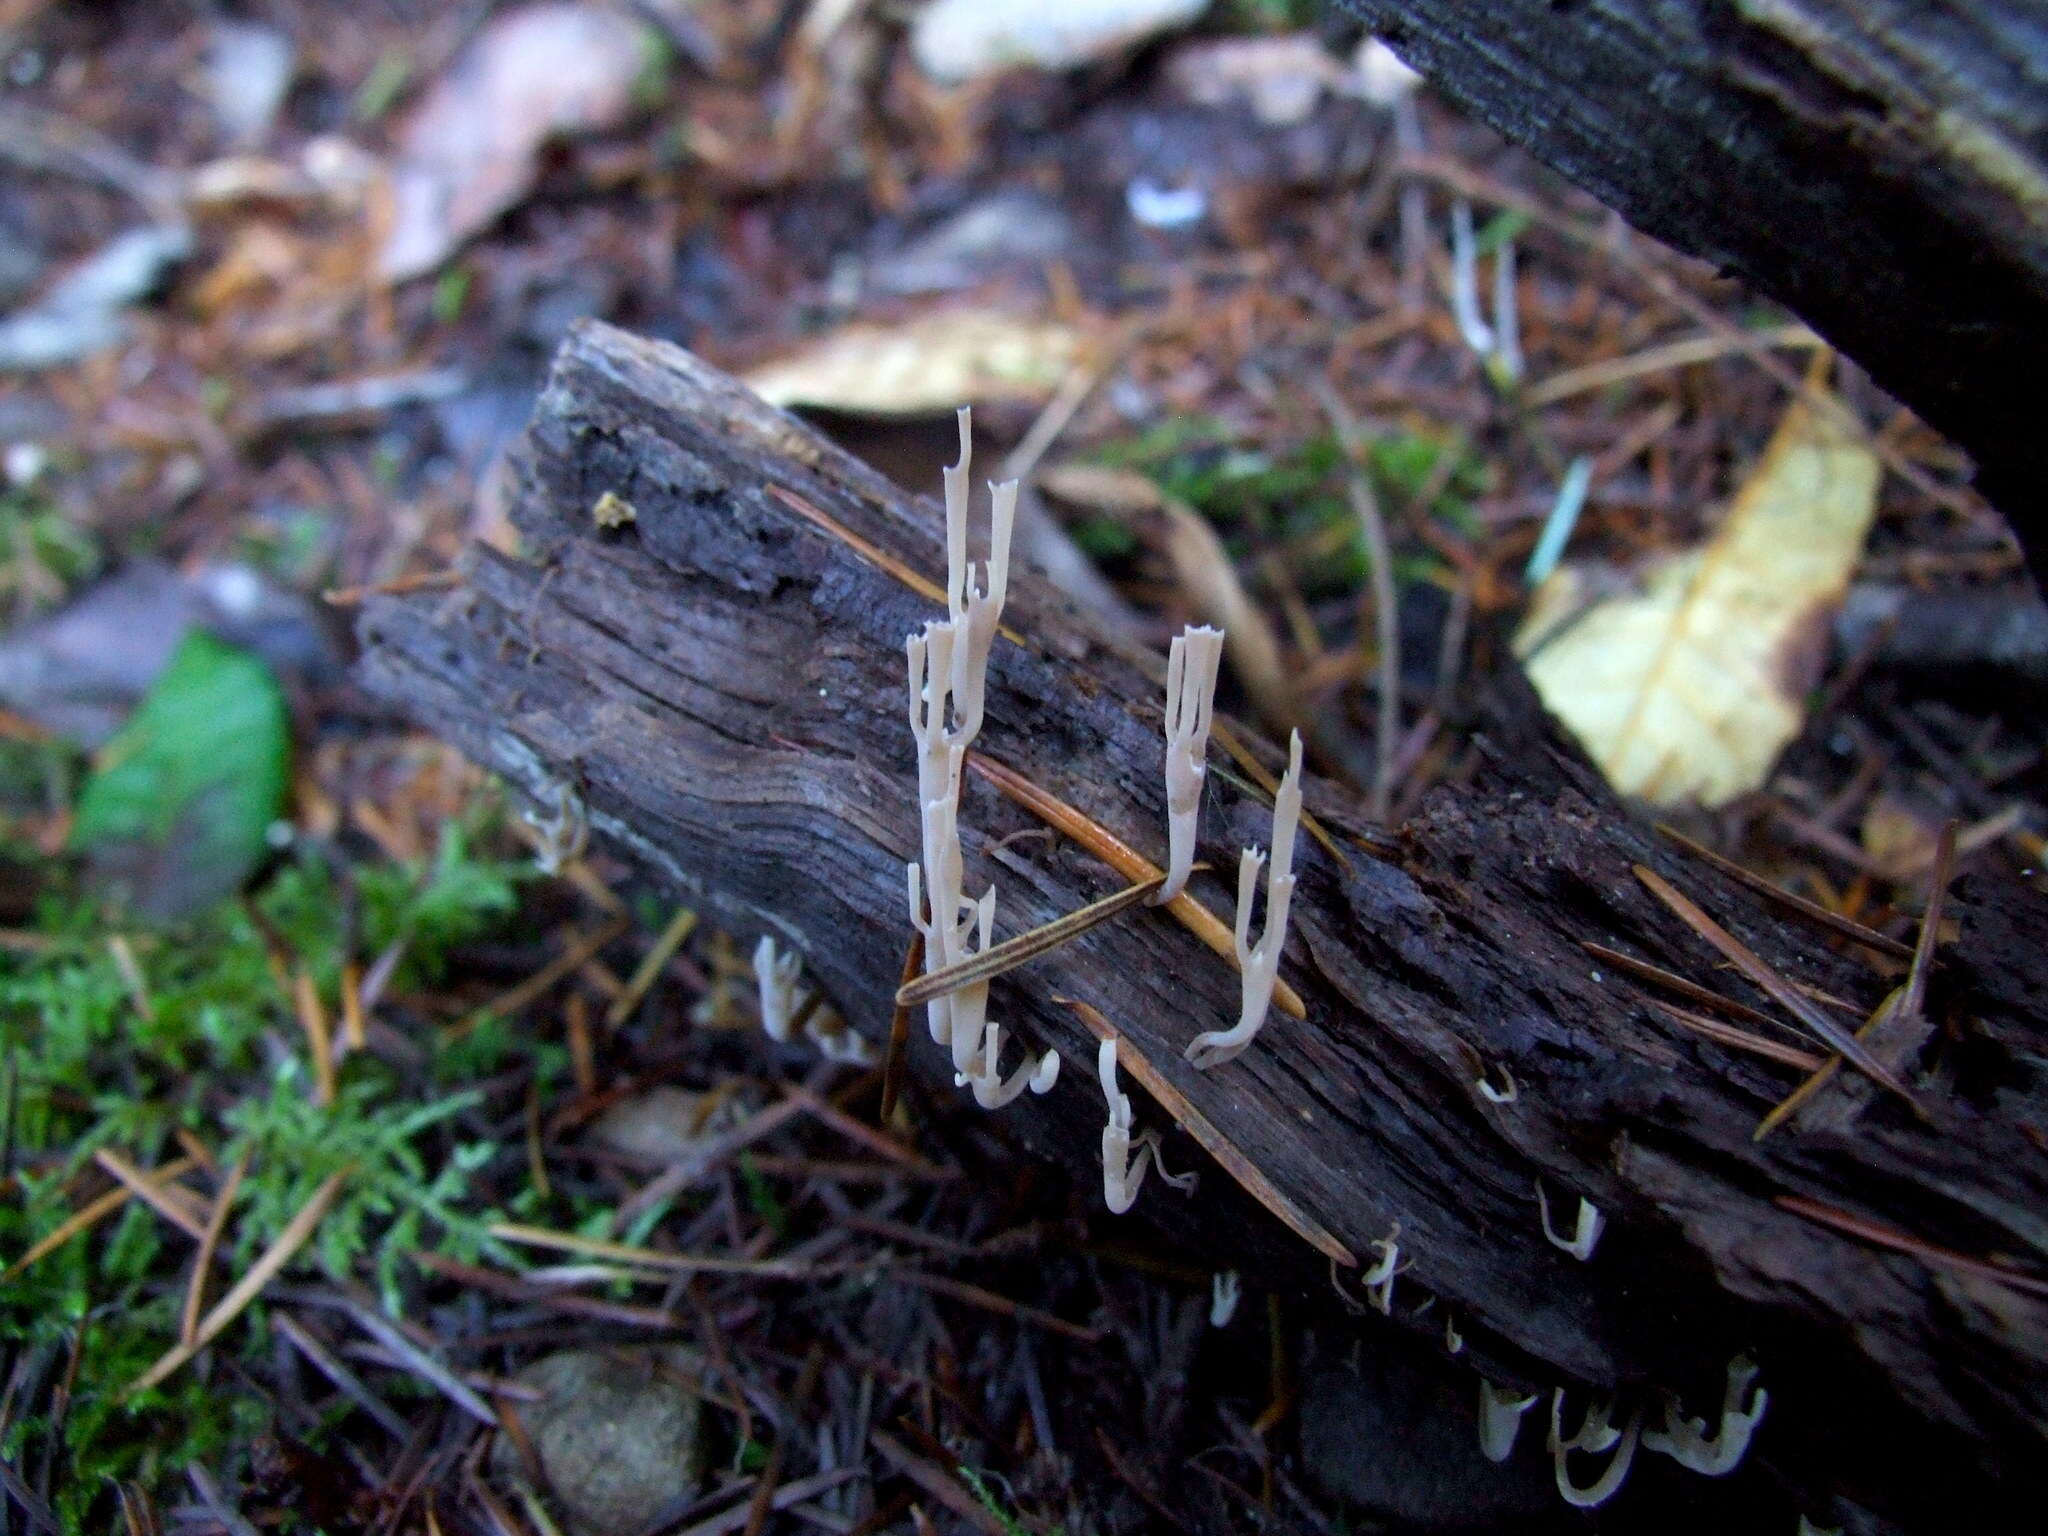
[1515,389,1879,808]
[744,310,1078,416]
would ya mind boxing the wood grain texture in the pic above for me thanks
[358,322,2048,1527]
[1340,0,2048,588]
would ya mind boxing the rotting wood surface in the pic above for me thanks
[358,322,2048,1528]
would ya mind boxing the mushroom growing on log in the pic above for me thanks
[356,321,2048,1529]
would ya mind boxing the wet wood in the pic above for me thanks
[357,322,2048,1529]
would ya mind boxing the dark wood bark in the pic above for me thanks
[357,322,2048,1529]
[1338,0,2048,590]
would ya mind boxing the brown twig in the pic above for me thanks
[93,1150,209,1242]
[180,1152,248,1344]
[127,1168,349,1397]
[1633,865,1919,1107]
[765,483,1022,644]
[1583,941,1807,1039]
[607,906,699,1028]
[2,1155,197,1282]
[321,569,462,606]
[895,871,1170,1006]
[1644,1001,1827,1073]
[1755,822,1956,1139]
[1776,1194,2048,1298]
[1654,824,1913,960]
[1318,383,1401,823]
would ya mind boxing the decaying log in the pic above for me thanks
[358,322,2048,1528]
[1338,0,2048,590]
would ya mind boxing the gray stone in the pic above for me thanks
[496,1346,706,1536]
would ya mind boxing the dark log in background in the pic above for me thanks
[1337,0,2048,592]
[358,323,2048,1530]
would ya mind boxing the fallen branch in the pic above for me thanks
[357,322,2048,1528]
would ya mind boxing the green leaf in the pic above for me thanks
[71,631,289,919]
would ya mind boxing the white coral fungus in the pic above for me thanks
[1185,729,1304,1071]
[1537,1181,1604,1261]
[752,936,874,1064]
[1098,1037,1193,1213]
[902,409,1025,1089]
[1548,1390,1643,1508]
[1643,1355,1766,1476]
[1159,624,1223,902]
[1477,1379,1537,1463]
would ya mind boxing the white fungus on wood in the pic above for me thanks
[1548,1391,1643,1508]
[1159,623,1224,902]
[1185,729,1304,1071]
[522,780,588,874]
[1361,1226,1404,1315]
[1478,1379,1538,1463]
[955,1020,1060,1109]
[1210,1271,1242,1327]
[902,413,1021,1083]
[1643,1355,1767,1476]
[1550,1391,1622,1454]
[753,935,875,1064]
[754,934,804,1043]
[1537,1181,1605,1261]
[1098,1036,1194,1213]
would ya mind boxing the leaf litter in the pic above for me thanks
[0,0,2040,1529]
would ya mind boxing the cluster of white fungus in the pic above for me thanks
[1209,1270,1242,1327]
[753,936,875,1064]
[1361,1225,1405,1315]
[886,419,1317,1194]
[1098,1037,1194,1213]
[905,411,1056,1102]
[1472,1354,1767,1510]
[1548,1391,1644,1508]
[1642,1354,1768,1476]
[1185,729,1305,1072]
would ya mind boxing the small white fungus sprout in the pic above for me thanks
[1643,1355,1767,1476]
[1210,1271,1242,1327]
[1478,1380,1538,1463]
[1548,1390,1643,1509]
[1445,1314,1463,1354]
[1159,624,1224,903]
[1099,1037,1195,1213]
[1476,1064,1517,1104]
[754,935,804,1044]
[1361,1225,1404,1315]
[1185,730,1304,1071]
[753,936,875,1064]
[940,408,1016,747]
[1449,199,1523,386]
[1551,1391,1622,1455]
[522,781,588,875]
[954,1021,1060,1109]
[1537,1181,1605,1261]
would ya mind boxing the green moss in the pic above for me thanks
[0,804,532,1523]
